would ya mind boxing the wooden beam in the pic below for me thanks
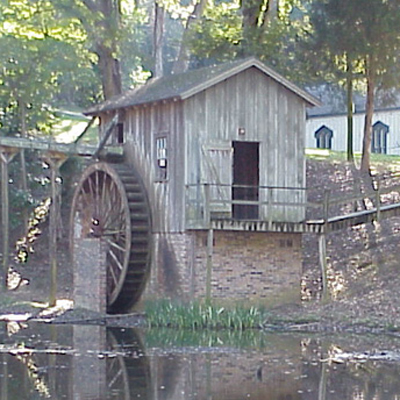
[0,136,97,156]
[318,233,329,303]
[205,228,213,305]
[42,152,68,306]
[0,147,19,290]
[92,114,119,159]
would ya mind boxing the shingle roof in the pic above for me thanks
[85,57,320,115]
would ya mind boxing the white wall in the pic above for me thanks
[306,108,400,155]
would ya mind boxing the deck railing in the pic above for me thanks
[307,182,400,228]
[185,182,400,230]
[185,183,308,229]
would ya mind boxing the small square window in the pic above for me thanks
[155,135,168,180]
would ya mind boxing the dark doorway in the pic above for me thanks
[233,141,259,220]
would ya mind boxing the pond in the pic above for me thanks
[1,322,400,399]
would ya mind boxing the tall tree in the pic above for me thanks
[186,0,308,77]
[172,0,208,74]
[56,0,124,99]
[0,0,101,134]
[306,0,400,170]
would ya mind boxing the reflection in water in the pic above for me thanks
[2,323,400,399]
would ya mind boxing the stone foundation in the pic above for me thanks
[144,230,302,306]
[73,238,107,313]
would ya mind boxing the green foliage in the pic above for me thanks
[0,0,102,135]
[144,300,266,330]
[305,0,400,87]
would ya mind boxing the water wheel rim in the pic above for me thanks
[70,162,132,306]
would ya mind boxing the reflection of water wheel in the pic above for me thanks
[70,162,151,313]
[107,328,151,399]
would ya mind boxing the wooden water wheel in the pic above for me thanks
[70,162,151,313]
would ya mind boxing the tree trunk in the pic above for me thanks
[240,0,265,28]
[82,0,123,99]
[153,1,165,78]
[172,0,208,74]
[96,43,122,99]
[261,0,278,26]
[346,56,354,163]
[360,57,376,172]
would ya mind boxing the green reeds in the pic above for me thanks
[144,300,265,330]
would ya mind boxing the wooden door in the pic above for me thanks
[233,141,259,220]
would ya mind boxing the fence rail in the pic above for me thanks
[185,182,400,231]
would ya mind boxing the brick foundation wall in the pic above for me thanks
[144,230,302,306]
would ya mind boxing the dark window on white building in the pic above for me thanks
[315,125,333,149]
[372,121,389,154]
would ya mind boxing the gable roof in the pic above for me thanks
[85,57,320,115]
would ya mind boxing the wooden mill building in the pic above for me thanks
[80,57,320,310]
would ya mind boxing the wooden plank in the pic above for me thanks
[0,148,19,290]
[0,136,122,157]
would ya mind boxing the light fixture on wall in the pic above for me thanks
[238,127,245,136]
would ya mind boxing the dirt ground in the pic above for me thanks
[5,156,400,331]
[300,156,400,331]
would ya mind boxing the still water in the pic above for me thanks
[1,322,400,399]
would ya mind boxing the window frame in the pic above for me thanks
[315,125,333,150]
[372,121,389,154]
[154,132,169,181]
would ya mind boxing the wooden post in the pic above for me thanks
[205,228,213,305]
[319,189,331,302]
[204,183,210,226]
[318,233,329,303]
[318,362,328,400]
[267,187,273,229]
[375,179,381,222]
[322,189,330,223]
[204,184,213,305]
[0,354,8,400]
[43,151,68,306]
[0,147,18,291]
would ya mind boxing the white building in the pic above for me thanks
[306,105,400,155]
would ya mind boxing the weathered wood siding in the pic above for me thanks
[184,67,307,224]
[306,108,400,155]
[100,67,308,231]
[123,101,186,233]
[98,102,186,233]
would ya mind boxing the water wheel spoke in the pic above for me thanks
[108,365,124,388]
[100,176,115,219]
[109,248,124,271]
[104,208,126,231]
[102,190,121,227]
[79,188,94,210]
[88,177,99,218]
[106,238,127,252]
[108,253,120,287]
